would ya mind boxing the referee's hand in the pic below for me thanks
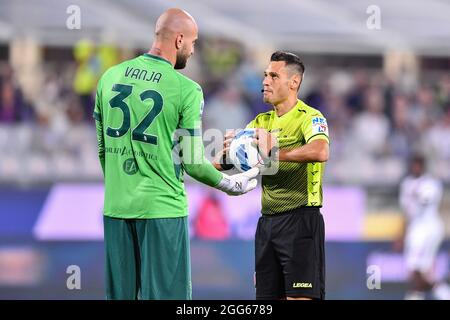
[213,130,236,170]
[223,130,236,151]
[252,128,278,160]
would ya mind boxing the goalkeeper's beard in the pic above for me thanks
[175,49,189,70]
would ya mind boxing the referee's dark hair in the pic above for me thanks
[270,51,305,89]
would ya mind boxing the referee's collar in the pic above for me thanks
[143,53,173,67]
[275,100,303,118]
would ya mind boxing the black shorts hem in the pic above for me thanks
[256,294,285,300]
[284,291,323,300]
[256,292,323,300]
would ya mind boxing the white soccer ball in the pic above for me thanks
[229,129,264,172]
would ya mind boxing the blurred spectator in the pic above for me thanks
[423,109,450,181]
[350,87,390,158]
[0,80,19,123]
[193,193,230,240]
[203,84,253,134]
[237,52,269,117]
[346,69,369,115]
[72,40,101,121]
[199,38,242,98]
[322,93,350,159]
[0,77,34,123]
[305,83,329,115]
[410,86,443,132]
[437,74,450,110]
[202,38,241,78]
[97,44,120,74]
[389,94,416,159]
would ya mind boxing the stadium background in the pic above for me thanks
[0,0,450,299]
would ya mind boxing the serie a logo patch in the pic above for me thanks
[312,117,328,135]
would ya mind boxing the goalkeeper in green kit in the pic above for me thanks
[93,8,259,300]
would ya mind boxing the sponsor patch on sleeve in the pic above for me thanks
[311,117,329,136]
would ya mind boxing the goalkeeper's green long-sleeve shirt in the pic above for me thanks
[93,53,222,219]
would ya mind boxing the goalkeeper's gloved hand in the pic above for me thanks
[216,167,259,196]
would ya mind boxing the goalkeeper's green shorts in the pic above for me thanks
[103,215,191,300]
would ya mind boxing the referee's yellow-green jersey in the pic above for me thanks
[247,99,329,214]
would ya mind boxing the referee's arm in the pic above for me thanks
[254,128,329,163]
[278,139,329,163]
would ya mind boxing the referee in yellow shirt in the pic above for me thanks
[214,51,329,300]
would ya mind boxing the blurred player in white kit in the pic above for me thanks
[397,154,450,300]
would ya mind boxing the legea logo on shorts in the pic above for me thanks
[293,282,312,288]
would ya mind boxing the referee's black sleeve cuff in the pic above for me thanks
[268,146,279,160]
[220,153,234,170]
[220,163,234,170]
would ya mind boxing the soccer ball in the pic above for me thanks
[229,129,264,172]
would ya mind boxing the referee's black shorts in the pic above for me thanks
[255,207,325,300]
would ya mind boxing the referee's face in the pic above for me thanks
[262,61,290,106]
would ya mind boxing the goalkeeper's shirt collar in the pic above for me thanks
[142,53,172,67]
